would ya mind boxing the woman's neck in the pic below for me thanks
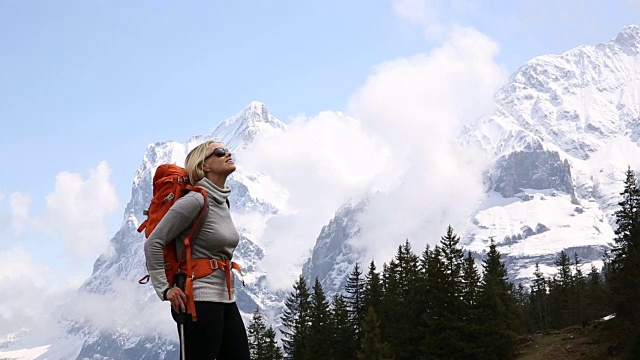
[206,174,227,189]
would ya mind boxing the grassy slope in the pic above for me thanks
[513,317,627,359]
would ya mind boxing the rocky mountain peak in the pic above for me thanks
[469,24,640,162]
[612,24,640,51]
[213,101,287,152]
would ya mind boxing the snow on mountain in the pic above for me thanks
[458,24,640,282]
[0,345,50,360]
[0,330,51,360]
[5,101,290,360]
[467,24,640,161]
[303,25,640,294]
[301,198,368,293]
[7,25,640,359]
[211,100,287,152]
[465,189,613,283]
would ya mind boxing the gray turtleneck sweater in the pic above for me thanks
[143,177,240,303]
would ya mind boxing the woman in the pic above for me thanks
[143,140,250,359]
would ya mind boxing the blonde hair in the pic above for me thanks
[185,140,217,185]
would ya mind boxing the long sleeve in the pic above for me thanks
[143,192,205,300]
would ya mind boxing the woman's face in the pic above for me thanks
[203,143,235,176]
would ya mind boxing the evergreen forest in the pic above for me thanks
[246,167,640,359]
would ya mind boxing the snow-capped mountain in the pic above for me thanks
[4,24,640,360]
[215,101,287,152]
[301,198,369,292]
[1,102,290,360]
[460,24,640,283]
[303,25,640,293]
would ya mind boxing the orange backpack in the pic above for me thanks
[137,164,242,321]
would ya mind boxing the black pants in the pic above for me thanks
[171,301,250,360]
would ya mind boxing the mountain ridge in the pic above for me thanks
[3,24,640,360]
[11,101,291,360]
[302,24,640,294]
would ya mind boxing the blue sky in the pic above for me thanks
[1,0,640,288]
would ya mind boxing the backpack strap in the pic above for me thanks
[182,187,209,321]
[189,259,245,300]
[178,189,233,322]
[178,188,209,263]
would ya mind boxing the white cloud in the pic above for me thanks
[393,0,445,37]
[240,111,391,290]
[0,246,175,343]
[240,25,506,290]
[0,247,63,337]
[348,26,504,143]
[392,0,483,39]
[56,279,177,339]
[0,191,11,236]
[9,192,32,236]
[37,161,120,260]
[343,26,508,266]
[0,160,121,339]
[393,0,431,24]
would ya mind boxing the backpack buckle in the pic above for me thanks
[210,260,219,270]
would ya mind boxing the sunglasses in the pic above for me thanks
[204,147,230,160]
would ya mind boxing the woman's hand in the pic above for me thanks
[167,287,187,313]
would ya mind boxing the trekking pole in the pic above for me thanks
[175,273,188,360]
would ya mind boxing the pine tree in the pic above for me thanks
[422,245,449,358]
[611,166,640,261]
[555,250,572,284]
[248,307,268,360]
[262,327,284,360]
[585,264,608,322]
[513,282,529,327]
[362,260,382,319]
[460,250,483,357]
[280,274,311,359]
[344,262,365,346]
[414,243,431,337]
[601,249,613,286]
[248,307,283,360]
[461,251,481,307]
[549,250,572,328]
[304,277,332,360]
[357,307,392,360]
[380,240,421,359]
[329,294,354,360]
[610,166,640,308]
[528,262,550,331]
[439,226,466,331]
[475,239,521,358]
[608,166,640,356]
[570,252,588,326]
[422,226,470,358]
[440,225,465,294]
[416,243,431,300]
